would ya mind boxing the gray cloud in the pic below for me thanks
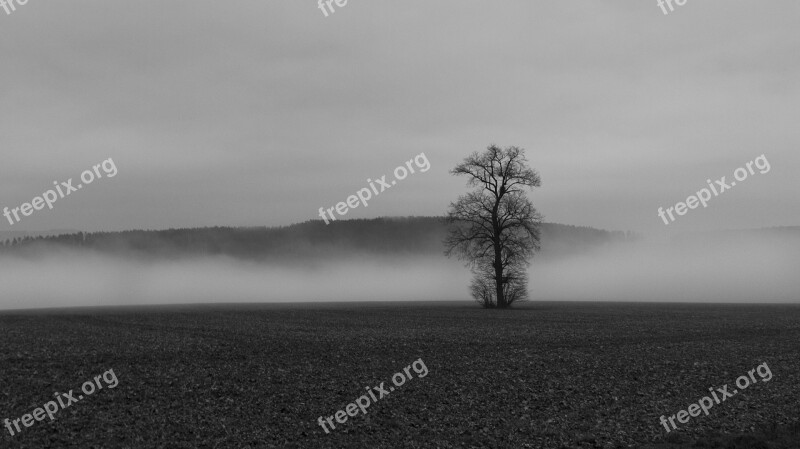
[0,1,798,232]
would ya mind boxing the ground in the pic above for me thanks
[1,301,799,448]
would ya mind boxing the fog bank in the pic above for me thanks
[0,231,797,311]
[530,232,800,302]
[0,254,469,311]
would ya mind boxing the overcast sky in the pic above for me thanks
[1,1,798,233]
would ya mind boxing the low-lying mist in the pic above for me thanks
[0,231,797,311]
[0,253,470,311]
[530,231,800,303]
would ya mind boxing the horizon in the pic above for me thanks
[3,215,799,238]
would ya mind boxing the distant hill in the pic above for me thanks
[0,229,81,241]
[0,217,635,261]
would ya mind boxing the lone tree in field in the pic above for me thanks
[444,145,543,308]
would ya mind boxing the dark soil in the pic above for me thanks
[1,301,798,448]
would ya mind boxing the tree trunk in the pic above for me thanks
[492,199,506,309]
[494,246,505,308]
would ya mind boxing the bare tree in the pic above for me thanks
[444,145,543,308]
